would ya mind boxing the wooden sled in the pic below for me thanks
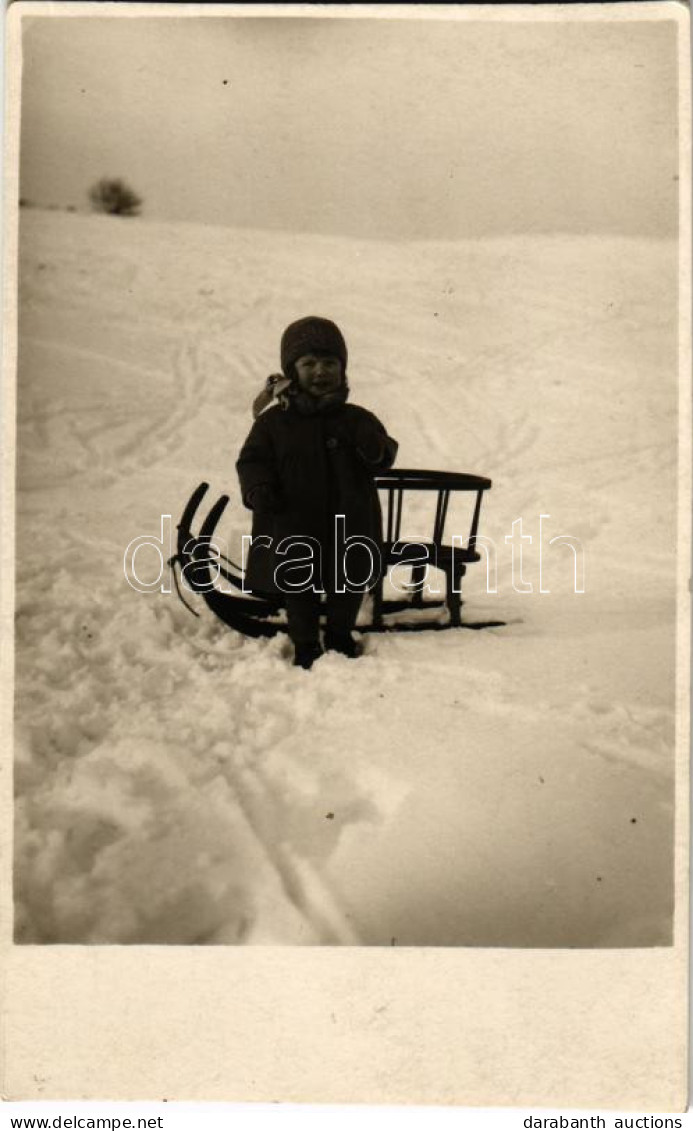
[169,474,505,636]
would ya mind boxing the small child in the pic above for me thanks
[237,316,398,669]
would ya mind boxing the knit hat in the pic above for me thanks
[280,317,348,376]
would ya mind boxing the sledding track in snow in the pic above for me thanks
[12,211,679,946]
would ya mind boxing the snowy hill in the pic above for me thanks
[12,209,679,945]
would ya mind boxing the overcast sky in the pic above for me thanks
[19,13,679,239]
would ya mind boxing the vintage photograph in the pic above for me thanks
[11,8,682,949]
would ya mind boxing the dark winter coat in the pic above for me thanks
[236,399,398,596]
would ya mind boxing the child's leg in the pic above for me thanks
[285,592,322,643]
[325,591,363,635]
[285,592,323,668]
[324,591,364,658]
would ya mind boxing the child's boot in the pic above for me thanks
[324,630,362,659]
[293,641,324,670]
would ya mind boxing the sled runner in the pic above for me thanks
[169,473,505,636]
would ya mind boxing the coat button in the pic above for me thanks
[326,437,338,450]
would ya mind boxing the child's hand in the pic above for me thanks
[353,418,386,465]
[246,483,281,513]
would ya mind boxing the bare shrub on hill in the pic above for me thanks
[88,178,142,217]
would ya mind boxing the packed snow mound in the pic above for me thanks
[13,210,678,944]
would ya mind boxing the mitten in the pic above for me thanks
[246,483,281,513]
[353,418,387,465]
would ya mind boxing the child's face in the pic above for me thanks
[294,353,343,397]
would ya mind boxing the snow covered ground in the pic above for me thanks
[12,209,679,946]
